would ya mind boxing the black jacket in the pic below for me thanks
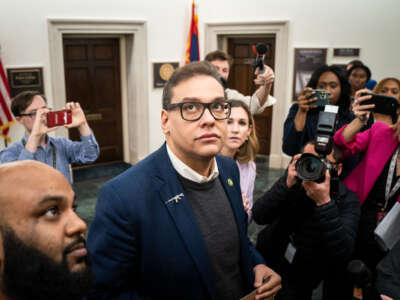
[252,170,360,277]
[375,239,400,299]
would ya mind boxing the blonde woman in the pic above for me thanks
[372,77,400,125]
[221,100,259,221]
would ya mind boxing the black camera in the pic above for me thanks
[295,105,339,183]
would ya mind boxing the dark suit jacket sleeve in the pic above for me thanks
[87,182,144,300]
[282,104,307,156]
[229,158,265,269]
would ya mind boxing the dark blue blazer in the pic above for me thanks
[87,144,265,300]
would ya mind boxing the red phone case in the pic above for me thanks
[47,110,72,127]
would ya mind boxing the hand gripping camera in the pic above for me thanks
[295,105,340,195]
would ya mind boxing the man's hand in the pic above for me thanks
[25,108,58,153]
[64,102,91,136]
[30,108,58,137]
[302,169,331,206]
[254,65,275,87]
[253,264,281,300]
[381,295,393,300]
[286,154,301,188]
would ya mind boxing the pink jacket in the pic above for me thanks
[334,121,399,205]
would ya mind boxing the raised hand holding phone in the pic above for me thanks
[64,102,91,136]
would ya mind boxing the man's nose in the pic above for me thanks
[66,210,87,237]
[199,106,216,124]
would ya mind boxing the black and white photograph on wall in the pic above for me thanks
[292,48,327,100]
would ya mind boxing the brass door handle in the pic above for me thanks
[86,113,103,121]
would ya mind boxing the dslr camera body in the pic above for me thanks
[295,106,340,192]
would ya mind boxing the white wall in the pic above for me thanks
[1,0,399,157]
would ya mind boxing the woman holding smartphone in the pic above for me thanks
[283,65,354,158]
[334,89,400,275]
[372,77,400,125]
[221,100,259,222]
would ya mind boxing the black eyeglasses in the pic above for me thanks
[166,101,231,121]
[19,111,38,118]
[19,107,52,118]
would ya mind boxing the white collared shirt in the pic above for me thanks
[166,144,219,184]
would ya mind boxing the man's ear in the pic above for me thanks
[15,116,23,125]
[161,109,170,135]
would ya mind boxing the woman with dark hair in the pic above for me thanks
[283,65,354,157]
[348,64,372,97]
[221,100,259,222]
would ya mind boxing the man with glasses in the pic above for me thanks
[252,141,360,300]
[87,61,281,300]
[0,91,99,182]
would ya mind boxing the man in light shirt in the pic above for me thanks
[87,61,281,300]
[205,50,276,115]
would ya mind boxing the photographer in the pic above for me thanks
[283,65,357,157]
[252,140,360,300]
[204,50,276,115]
[0,90,99,182]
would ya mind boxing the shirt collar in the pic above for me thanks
[166,144,219,183]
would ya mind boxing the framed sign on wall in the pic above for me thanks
[7,67,44,97]
[333,48,360,57]
[153,62,179,88]
[292,48,327,100]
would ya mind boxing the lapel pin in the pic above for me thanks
[227,178,234,187]
[165,193,184,205]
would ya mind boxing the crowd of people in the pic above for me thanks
[0,50,399,300]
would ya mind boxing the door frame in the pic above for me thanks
[205,21,290,168]
[47,18,149,164]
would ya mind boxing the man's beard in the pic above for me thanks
[0,225,94,300]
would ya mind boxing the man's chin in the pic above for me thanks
[68,261,87,273]
[197,144,222,158]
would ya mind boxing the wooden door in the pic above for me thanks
[63,37,123,164]
[227,36,276,155]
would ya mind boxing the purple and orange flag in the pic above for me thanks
[185,0,200,64]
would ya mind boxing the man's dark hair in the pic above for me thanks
[11,91,47,117]
[162,61,224,109]
[204,50,233,67]
[302,140,343,163]
[306,65,351,118]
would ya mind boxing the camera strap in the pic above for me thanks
[385,146,400,207]
[21,137,57,169]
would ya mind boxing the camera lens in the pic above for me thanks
[295,153,326,181]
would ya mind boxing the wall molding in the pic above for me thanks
[204,21,290,168]
[47,18,149,164]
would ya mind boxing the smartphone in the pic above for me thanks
[360,93,399,117]
[307,89,329,106]
[47,109,72,128]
